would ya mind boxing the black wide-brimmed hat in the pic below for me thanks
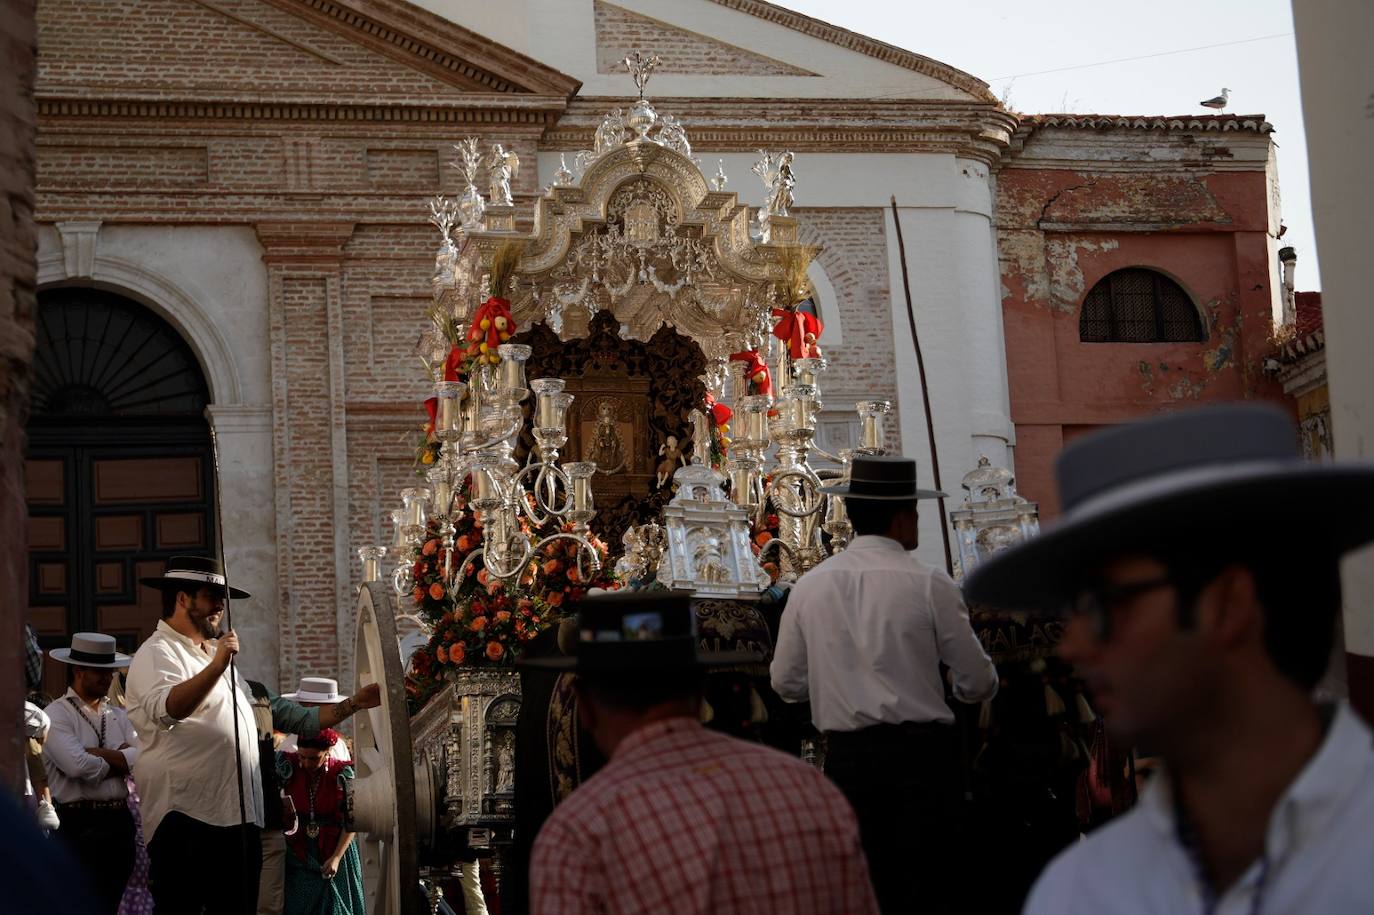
[819,454,947,501]
[964,404,1374,610]
[518,591,761,673]
[139,555,251,600]
[51,632,131,669]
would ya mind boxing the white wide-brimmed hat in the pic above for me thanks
[963,404,1374,609]
[282,676,344,704]
[50,632,132,669]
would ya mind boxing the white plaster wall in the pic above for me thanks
[413,0,978,100]
[36,224,281,687]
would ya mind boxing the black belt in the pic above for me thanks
[825,721,953,744]
[56,799,129,813]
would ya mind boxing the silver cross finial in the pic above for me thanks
[622,50,660,99]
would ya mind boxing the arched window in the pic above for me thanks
[26,289,215,699]
[1079,269,1205,343]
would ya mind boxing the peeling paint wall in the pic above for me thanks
[997,124,1287,516]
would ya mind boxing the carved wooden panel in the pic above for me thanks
[95,515,143,551]
[26,459,64,503]
[94,457,204,503]
[28,516,64,551]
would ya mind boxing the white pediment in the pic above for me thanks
[407,0,994,102]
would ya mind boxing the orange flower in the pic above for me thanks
[476,569,490,586]
[494,610,511,623]
[543,559,562,576]
[422,539,440,556]
[457,535,474,552]
[568,566,582,584]
[546,591,564,607]
[485,641,505,662]
[469,616,488,632]
[754,531,773,547]
[412,586,425,603]
[429,582,445,600]
[450,642,466,665]
[436,644,448,664]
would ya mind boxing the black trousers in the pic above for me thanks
[55,803,136,914]
[824,722,961,915]
[147,811,262,915]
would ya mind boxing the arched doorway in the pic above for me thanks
[25,287,216,700]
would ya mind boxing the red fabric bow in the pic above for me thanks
[703,392,732,427]
[423,397,438,435]
[467,297,515,353]
[442,345,464,382]
[771,306,824,360]
[729,350,772,397]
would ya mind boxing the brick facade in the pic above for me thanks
[997,117,1286,517]
[1,0,38,787]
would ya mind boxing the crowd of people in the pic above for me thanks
[15,402,1374,914]
[22,557,381,915]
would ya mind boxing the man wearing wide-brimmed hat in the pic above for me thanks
[964,404,1374,914]
[526,591,878,914]
[125,555,263,915]
[770,454,998,915]
[42,631,140,913]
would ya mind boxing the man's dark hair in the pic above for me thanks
[845,498,917,537]
[160,586,196,619]
[1164,545,1341,690]
[574,668,707,713]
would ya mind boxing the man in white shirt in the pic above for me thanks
[126,556,262,915]
[965,404,1374,915]
[771,455,998,915]
[43,632,139,913]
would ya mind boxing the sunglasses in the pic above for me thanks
[1067,574,1174,641]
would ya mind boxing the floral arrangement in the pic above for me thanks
[703,393,732,470]
[749,507,782,584]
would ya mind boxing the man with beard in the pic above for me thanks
[964,405,1374,914]
[126,556,263,915]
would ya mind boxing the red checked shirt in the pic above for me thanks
[530,717,878,914]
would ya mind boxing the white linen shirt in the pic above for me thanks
[42,689,139,803]
[125,620,263,840]
[1025,702,1374,915]
[771,535,998,731]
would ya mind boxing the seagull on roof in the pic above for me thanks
[1200,88,1230,111]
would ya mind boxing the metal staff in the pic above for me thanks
[889,195,954,577]
[209,426,250,879]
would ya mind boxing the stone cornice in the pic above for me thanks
[543,97,1017,161]
[36,92,570,124]
[260,0,581,98]
[704,0,997,103]
[256,222,357,264]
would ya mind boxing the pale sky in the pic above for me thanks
[785,0,1320,288]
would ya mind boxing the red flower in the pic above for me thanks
[543,559,562,576]
[546,592,564,607]
[517,598,533,616]
[450,642,466,665]
[436,645,448,664]
[470,600,488,617]
[754,531,773,547]
[422,539,440,557]
[412,586,425,603]
[429,582,445,600]
[485,641,505,662]
[568,566,581,584]
[469,616,488,632]
[457,535,474,552]
[477,568,490,586]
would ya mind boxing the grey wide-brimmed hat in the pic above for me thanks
[964,403,1374,610]
[819,455,947,501]
[518,591,761,673]
[282,677,344,704]
[51,632,132,669]
[139,555,251,600]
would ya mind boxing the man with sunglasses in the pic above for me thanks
[965,404,1374,914]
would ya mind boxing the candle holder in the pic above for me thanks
[358,546,387,584]
[401,487,431,543]
[856,400,891,454]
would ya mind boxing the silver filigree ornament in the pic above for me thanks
[451,138,487,231]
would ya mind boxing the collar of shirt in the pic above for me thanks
[842,535,909,555]
[156,618,214,656]
[610,715,699,761]
[1141,702,1369,887]
[61,687,105,713]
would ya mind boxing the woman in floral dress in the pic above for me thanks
[278,730,365,915]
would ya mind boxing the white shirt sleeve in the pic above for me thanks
[127,639,186,732]
[769,594,810,703]
[928,570,998,704]
[117,711,139,769]
[42,705,110,783]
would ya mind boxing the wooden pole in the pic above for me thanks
[889,196,954,577]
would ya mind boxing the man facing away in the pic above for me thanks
[125,556,262,914]
[771,454,998,915]
[964,404,1374,915]
[42,632,140,913]
[526,591,878,915]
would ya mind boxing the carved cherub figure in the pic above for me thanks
[656,434,686,488]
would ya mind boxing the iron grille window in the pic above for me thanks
[1079,269,1205,343]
